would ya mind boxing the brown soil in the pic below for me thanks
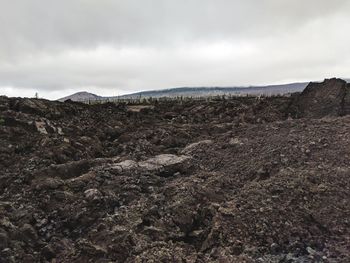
[0,79,349,262]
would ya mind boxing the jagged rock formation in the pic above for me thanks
[290,78,350,118]
[1,83,350,262]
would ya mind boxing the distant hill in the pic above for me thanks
[118,82,308,99]
[58,91,102,102]
[58,82,309,102]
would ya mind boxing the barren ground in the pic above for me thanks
[0,79,350,262]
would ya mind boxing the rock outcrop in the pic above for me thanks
[290,78,350,118]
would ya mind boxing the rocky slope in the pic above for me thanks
[0,78,350,262]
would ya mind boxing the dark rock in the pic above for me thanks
[41,244,56,260]
[0,231,9,250]
[20,224,38,243]
[32,177,64,191]
[290,78,349,118]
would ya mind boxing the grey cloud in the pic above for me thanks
[1,0,349,54]
[0,0,350,98]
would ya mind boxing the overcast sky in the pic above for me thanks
[0,0,350,99]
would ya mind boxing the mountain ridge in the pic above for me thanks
[58,82,310,102]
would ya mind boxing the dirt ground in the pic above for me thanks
[0,79,349,262]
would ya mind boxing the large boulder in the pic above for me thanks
[290,78,350,118]
[108,154,192,177]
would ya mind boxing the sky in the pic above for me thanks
[0,0,350,100]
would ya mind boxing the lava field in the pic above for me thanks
[0,78,350,262]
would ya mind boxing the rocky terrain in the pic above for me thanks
[0,78,350,262]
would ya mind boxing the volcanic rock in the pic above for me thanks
[290,78,350,118]
[1,84,350,262]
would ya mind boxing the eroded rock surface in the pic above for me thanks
[290,78,350,118]
[1,81,350,262]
